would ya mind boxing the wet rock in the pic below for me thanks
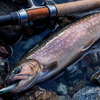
[66,64,82,86]
[73,80,89,92]
[68,87,75,97]
[0,45,10,58]
[72,79,79,85]
[0,59,8,79]
[89,51,99,65]
[0,98,4,100]
[97,50,100,61]
[41,80,58,92]
[57,15,75,29]
[17,87,58,100]
[0,0,18,15]
[13,0,27,5]
[92,65,100,72]
[59,77,67,85]
[0,25,23,45]
[0,76,4,89]
[58,95,72,100]
[86,66,94,80]
[72,86,100,100]
[66,65,77,75]
[91,70,100,85]
[22,18,48,40]
[0,0,23,45]
[22,24,35,40]
[66,70,82,80]
[57,82,68,95]
[80,56,91,68]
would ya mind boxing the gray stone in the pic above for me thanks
[58,95,72,100]
[89,51,99,65]
[72,79,79,85]
[0,59,8,79]
[72,86,100,100]
[86,66,94,80]
[73,80,89,92]
[92,65,100,72]
[57,82,68,95]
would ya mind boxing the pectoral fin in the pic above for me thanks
[42,61,58,72]
[80,38,95,52]
[38,61,58,82]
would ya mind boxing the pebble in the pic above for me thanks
[89,51,99,65]
[0,59,8,79]
[73,80,89,92]
[57,82,68,95]
[58,95,72,100]
[66,64,79,75]
[17,86,58,100]
[72,86,100,100]
[86,66,94,80]
[66,70,82,80]
[68,87,75,97]
[92,65,100,72]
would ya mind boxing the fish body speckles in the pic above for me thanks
[24,13,100,68]
[5,12,100,93]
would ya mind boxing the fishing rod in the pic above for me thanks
[0,0,100,26]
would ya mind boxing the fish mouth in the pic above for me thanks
[4,78,27,93]
[5,78,22,87]
[5,74,30,87]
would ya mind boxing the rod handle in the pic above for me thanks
[55,0,100,16]
[26,7,49,21]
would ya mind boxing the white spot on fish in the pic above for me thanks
[83,28,86,30]
[80,21,83,24]
[86,25,88,28]
[90,30,92,32]
[55,48,57,50]
[59,45,61,47]
[76,23,78,25]
[93,27,95,30]
[50,50,53,53]
[57,39,59,42]
[90,15,93,18]
[73,39,76,42]
[83,32,85,35]
[65,46,67,48]
[96,20,99,24]
[62,42,64,45]
[87,32,89,35]
[51,45,53,48]
[77,34,80,37]
[94,13,97,16]
[71,34,74,37]
[92,22,95,25]
[87,23,91,26]
[67,31,70,34]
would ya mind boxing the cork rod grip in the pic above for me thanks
[27,7,49,21]
[55,0,100,16]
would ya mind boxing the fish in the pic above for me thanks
[4,12,100,93]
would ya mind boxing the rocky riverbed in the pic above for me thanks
[0,0,100,100]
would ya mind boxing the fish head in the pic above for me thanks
[4,59,41,93]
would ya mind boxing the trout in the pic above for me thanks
[5,13,100,93]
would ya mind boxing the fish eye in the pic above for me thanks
[14,68,21,74]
